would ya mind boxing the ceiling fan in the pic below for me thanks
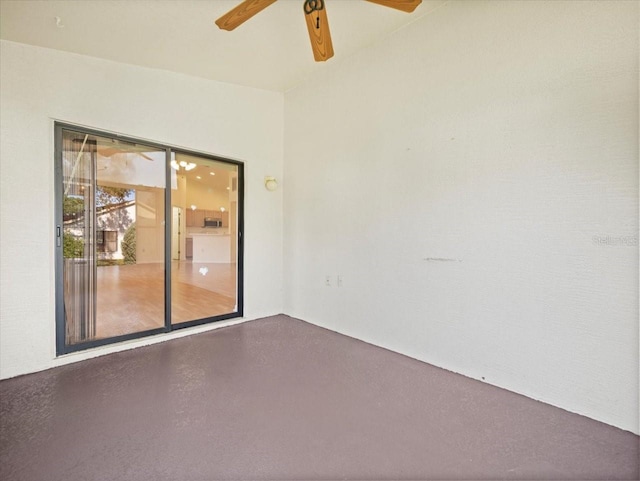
[215,0,422,62]
[72,138,154,160]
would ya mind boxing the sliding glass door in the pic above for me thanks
[170,153,240,325]
[55,124,243,354]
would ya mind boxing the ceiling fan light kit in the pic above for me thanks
[170,160,197,171]
[215,0,422,62]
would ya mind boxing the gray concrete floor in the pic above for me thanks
[1,315,638,480]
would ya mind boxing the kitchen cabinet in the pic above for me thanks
[204,210,220,220]
[186,209,205,227]
[194,210,205,227]
[185,237,193,259]
[186,209,228,227]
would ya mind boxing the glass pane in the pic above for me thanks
[61,130,166,344]
[170,153,239,324]
[61,131,96,344]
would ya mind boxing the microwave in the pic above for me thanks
[203,218,222,228]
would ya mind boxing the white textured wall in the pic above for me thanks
[283,1,639,433]
[0,40,284,378]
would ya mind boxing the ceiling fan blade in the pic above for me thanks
[304,3,334,62]
[364,0,422,13]
[215,0,277,31]
[97,147,119,157]
[97,146,154,161]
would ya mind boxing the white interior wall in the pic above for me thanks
[0,39,284,378]
[185,178,230,212]
[283,0,639,433]
[135,189,165,264]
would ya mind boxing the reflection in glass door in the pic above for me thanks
[55,124,243,354]
[170,153,239,325]
[57,128,166,349]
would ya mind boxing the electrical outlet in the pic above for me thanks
[337,275,343,287]
[325,275,332,287]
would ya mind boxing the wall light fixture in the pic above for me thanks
[264,176,278,191]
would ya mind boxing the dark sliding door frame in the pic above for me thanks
[54,122,244,355]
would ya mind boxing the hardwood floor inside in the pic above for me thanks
[94,261,236,340]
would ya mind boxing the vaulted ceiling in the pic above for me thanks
[0,0,446,92]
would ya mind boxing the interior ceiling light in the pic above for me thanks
[171,160,196,171]
[215,0,422,62]
[210,172,216,176]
